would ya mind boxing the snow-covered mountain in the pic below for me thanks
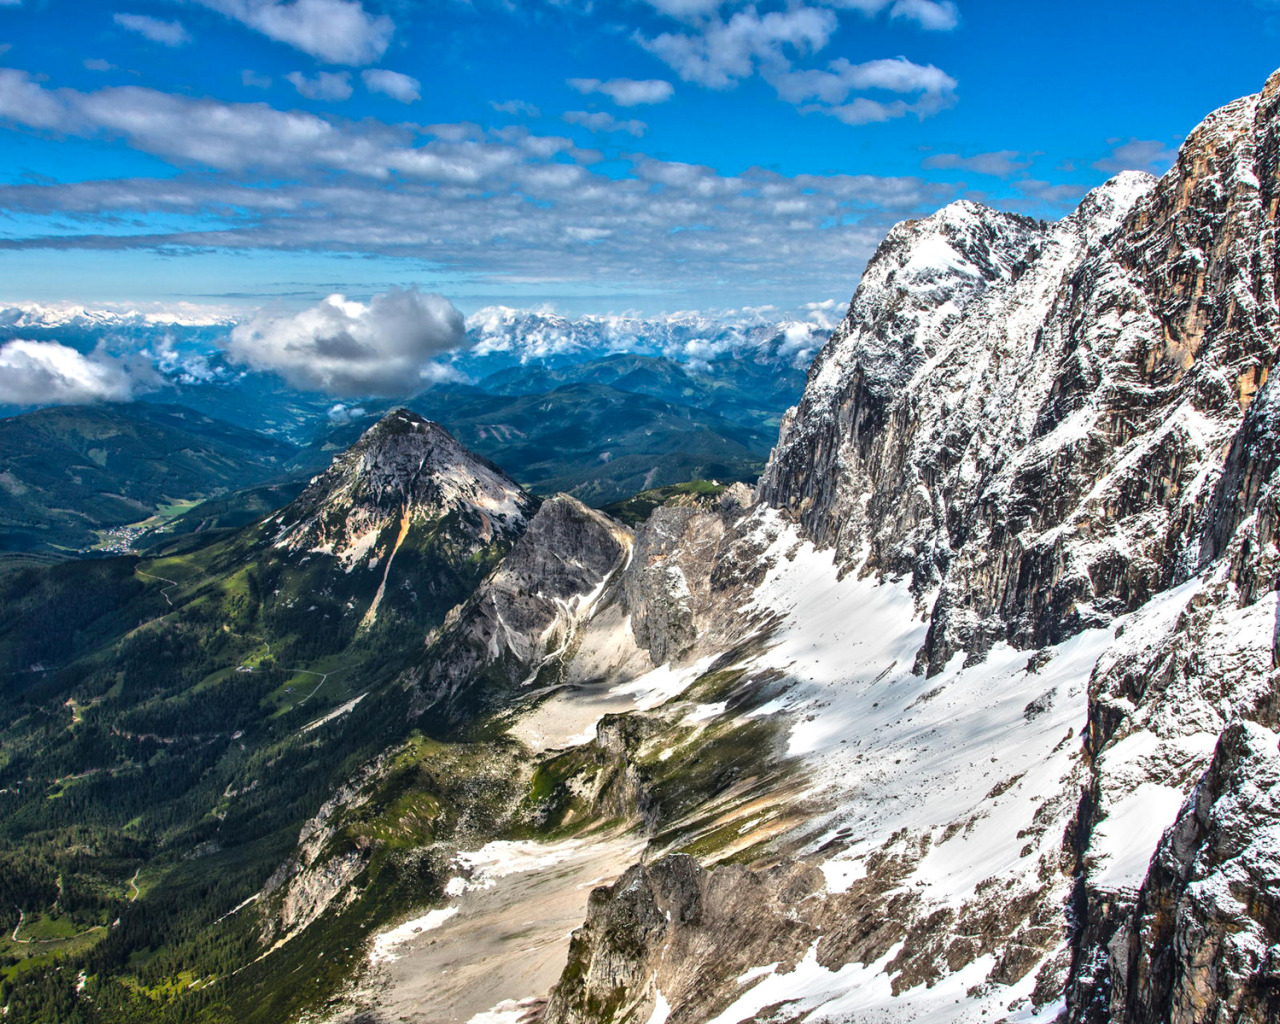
[263,67,1280,1024]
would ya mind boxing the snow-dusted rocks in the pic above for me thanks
[1096,721,1280,1024]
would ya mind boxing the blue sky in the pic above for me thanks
[0,0,1277,314]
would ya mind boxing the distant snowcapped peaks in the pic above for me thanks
[459,304,834,373]
[0,301,239,330]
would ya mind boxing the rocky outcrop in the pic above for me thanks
[543,855,824,1024]
[413,495,633,724]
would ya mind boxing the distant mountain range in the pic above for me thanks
[0,308,825,552]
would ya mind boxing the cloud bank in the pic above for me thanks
[226,288,467,395]
[0,66,949,307]
[0,340,136,405]
[568,77,674,106]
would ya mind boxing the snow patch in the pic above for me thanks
[369,907,459,964]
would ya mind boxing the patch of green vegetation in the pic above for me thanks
[601,479,729,525]
[0,402,296,554]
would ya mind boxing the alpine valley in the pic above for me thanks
[4,67,1280,1024]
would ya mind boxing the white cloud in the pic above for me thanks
[567,77,674,106]
[190,0,393,65]
[491,99,541,117]
[226,288,467,395]
[922,149,1031,177]
[362,69,420,103]
[84,58,118,72]
[241,69,272,88]
[1012,179,1090,207]
[640,6,837,89]
[0,340,136,404]
[286,70,353,101]
[768,55,956,124]
[563,110,647,136]
[1092,138,1179,175]
[640,0,723,18]
[887,0,959,30]
[326,402,368,422]
[113,13,191,46]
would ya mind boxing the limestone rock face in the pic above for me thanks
[760,71,1280,674]
[413,494,633,722]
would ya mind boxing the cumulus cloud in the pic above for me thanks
[190,0,393,65]
[923,149,1032,177]
[286,70,353,101]
[113,13,191,46]
[567,77,674,106]
[241,69,272,88]
[362,69,419,103]
[1012,179,1090,207]
[563,110,647,136]
[0,340,136,404]
[226,288,467,395]
[769,55,956,124]
[641,6,837,89]
[326,402,368,423]
[885,0,958,30]
[1092,138,1179,175]
[640,0,722,18]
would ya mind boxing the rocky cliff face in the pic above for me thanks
[411,494,634,725]
[1101,721,1280,1024]
[761,71,1280,675]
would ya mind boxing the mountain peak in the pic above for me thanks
[271,408,537,567]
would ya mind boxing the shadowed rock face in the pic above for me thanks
[760,70,1280,677]
[1102,722,1280,1024]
